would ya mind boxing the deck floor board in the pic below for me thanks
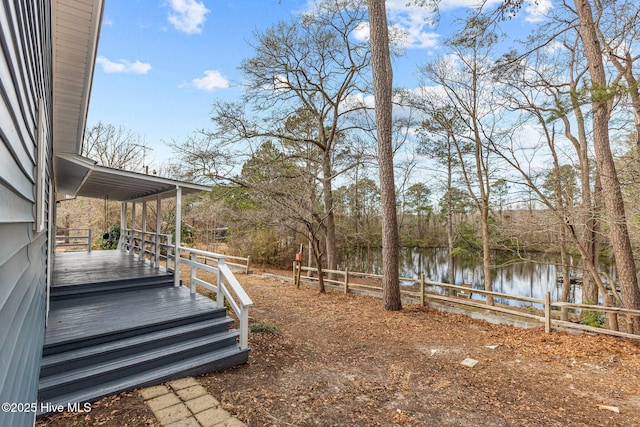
[52,250,171,286]
[47,250,221,347]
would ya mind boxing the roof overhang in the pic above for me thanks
[53,0,104,156]
[54,154,211,202]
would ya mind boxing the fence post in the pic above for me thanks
[190,253,197,295]
[420,273,425,306]
[626,316,635,335]
[544,291,551,333]
[344,267,349,294]
[296,262,303,288]
[246,255,251,274]
[87,229,92,253]
[605,293,619,332]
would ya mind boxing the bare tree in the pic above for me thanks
[192,0,372,277]
[419,13,502,305]
[83,121,152,171]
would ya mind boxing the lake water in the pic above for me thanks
[338,247,616,307]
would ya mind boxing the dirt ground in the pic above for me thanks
[38,272,640,427]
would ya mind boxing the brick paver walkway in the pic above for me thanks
[140,377,246,427]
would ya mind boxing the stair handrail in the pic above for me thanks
[179,246,253,350]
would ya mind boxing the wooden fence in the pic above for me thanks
[293,263,640,340]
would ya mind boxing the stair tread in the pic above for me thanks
[41,317,233,368]
[50,276,174,300]
[39,330,240,391]
[44,287,226,351]
[38,346,249,415]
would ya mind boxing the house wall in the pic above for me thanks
[0,1,53,426]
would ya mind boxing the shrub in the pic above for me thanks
[580,304,605,328]
[98,224,120,250]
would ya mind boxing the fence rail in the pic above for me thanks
[55,228,92,252]
[293,264,640,340]
[200,253,252,275]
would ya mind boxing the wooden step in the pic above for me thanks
[40,317,233,377]
[38,330,241,401]
[43,287,227,356]
[38,345,249,416]
[50,275,174,301]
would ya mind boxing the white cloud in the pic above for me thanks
[525,0,552,23]
[96,56,151,74]
[438,0,503,10]
[167,0,210,34]
[189,70,230,91]
[384,1,441,49]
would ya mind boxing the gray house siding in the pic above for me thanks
[0,1,52,426]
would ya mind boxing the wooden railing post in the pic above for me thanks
[87,229,92,253]
[130,202,136,256]
[344,267,349,294]
[190,253,197,295]
[239,304,249,349]
[246,255,251,274]
[141,201,147,263]
[544,291,551,333]
[420,273,425,306]
[216,257,225,308]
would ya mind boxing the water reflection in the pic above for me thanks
[338,247,616,307]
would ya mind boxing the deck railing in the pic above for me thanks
[180,247,253,349]
[294,264,640,340]
[119,227,253,349]
[55,228,92,252]
[120,228,173,267]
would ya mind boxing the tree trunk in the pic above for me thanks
[447,144,455,291]
[574,0,640,331]
[480,197,493,306]
[367,0,401,311]
[560,226,571,321]
[321,151,338,276]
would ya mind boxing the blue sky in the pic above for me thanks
[87,0,550,166]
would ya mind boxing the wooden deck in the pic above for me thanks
[52,250,171,286]
[40,249,248,411]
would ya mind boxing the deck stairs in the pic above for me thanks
[38,276,248,414]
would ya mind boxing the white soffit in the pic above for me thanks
[54,154,211,202]
[53,0,104,155]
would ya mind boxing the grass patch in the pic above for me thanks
[250,321,282,334]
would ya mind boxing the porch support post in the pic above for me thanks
[141,200,147,263]
[130,202,136,256]
[174,186,182,287]
[119,202,127,251]
[155,195,161,268]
